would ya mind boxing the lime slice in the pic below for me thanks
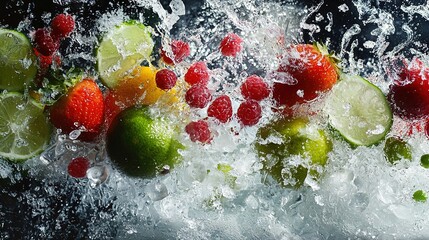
[97,21,154,89]
[0,29,37,92]
[0,92,51,162]
[324,74,392,146]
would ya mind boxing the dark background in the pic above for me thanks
[1,0,429,239]
[1,0,429,59]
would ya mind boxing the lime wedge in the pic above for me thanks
[0,92,51,162]
[96,21,154,89]
[324,74,392,146]
[0,29,37,92]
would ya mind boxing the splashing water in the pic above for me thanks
[2,0,429,239]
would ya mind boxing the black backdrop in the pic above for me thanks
[1,0,429,239]
[2,0,428,59]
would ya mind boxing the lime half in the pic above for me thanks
[324,74,392,146]
[97,21,154,89]
[0,92,51,162]
[0,29,37,92]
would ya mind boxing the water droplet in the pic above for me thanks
[87,165,109,187]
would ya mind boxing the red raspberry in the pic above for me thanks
[161,40,191,65]
[51,14,75,40]
[185,85,212,108]
[219,33,243,57]
[237,100,262,126]
[207,95,233,123]
[33,48,53,69]
[156,69,177,90]
[185,120,212,143]
[240,75,270,101]
[185,61,210,86]
[68,157,90,178]
[34,28,59,56]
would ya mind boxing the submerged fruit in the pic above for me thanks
[160,39,190,65]
[0,92,51,162]
[387,58,429,120]
[273,43,338,107]
[207,95,233,123]
[413,190,427,203]
[255,117,332,188]
[97,21,154,89]
[383,137,412,164]
[104,66,179,125]
[0,29,37,92]
[219,32,243,57]
[68,157,90,178]
[49,78,105,141]
[324,74,392,146]
[107,106,183,178]
[50,14,75,40]
[184,61,210,86]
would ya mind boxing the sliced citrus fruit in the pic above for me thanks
[104,66,179,126]
[324,74,392,146]
[0,29,37,92]
[96,21,154,89]
[0,92,51,162]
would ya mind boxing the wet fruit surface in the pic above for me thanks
[107,106,182,177]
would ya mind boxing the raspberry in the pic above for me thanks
[33,48,53,69]
[240,75,270,101]
[185,85,212,108]
[185,61,210,86]
[237,100,262,126]
[219,33,243,57]
[68,157,90,178]
[207,95,233,123]
[34,28,59,56]
[156,69,177,90]
[161,40,191,65]
[51,14,75,40]
[185,120,212,143]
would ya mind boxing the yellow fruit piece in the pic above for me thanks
[114,66,178,107]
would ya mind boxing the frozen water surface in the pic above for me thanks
[2,0,429,239]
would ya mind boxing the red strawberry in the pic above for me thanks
[272,44,338,107]
[51,14,75,40]
[160,40,191,65]
[50,79,105,141]
[207,95,233,123]
[388,57,429,120]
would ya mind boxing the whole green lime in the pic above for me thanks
[107,106,183,178]
[255,117,332,188]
